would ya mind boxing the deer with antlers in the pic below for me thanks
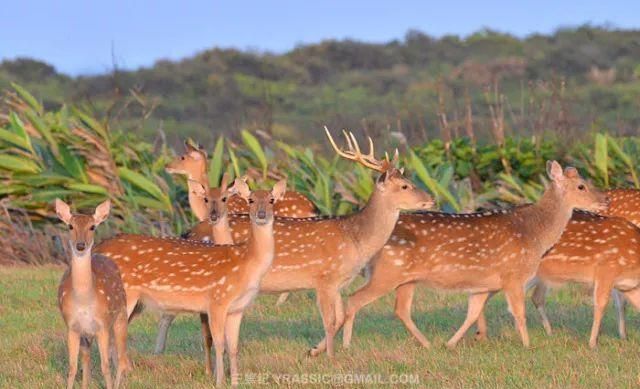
[328,162,607,350]
[158,129,434,358]
[56,199,130,389]
[95,179,284,386]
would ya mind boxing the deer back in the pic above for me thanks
[604,189,640,227]
[539,211,640,287]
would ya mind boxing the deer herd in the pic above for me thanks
[54,128,640,388]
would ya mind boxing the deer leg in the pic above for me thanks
[200,314,213,376]
[225,312,244,387]
[96,328,114,389]
[447,292,490,348]
[66,330,80,389]
[80,337,91,389]
[589,279,613,348]
[504,284,529,347]
[310,292,345,357]
[342,277,400,349]
[531,282,553,336]
[275,293,290,306]
[474,291,497,341]
[394,283,430,348]
[612,289,627,340]
[113,311,130,389]
[309,289,338,358]
[208,309,227,386]
[154,313,176,354]
[125,291,140,321]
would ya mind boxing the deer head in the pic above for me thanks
[325,127,434,211]
[546,160,608,212]
[55,199,110,257]
[165,141,208,178]
[193,173,246,225]
[236,179,287,226]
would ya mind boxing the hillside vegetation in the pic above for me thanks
[1,26,640,146]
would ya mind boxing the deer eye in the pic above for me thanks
[402,185,408,190]
[69,225,74,230]
[222,197,227,203]
[270,198,275,204]
[90,225,96,231]
[249,199,255,204]
[578,184,585,191]
[204,198,209,203]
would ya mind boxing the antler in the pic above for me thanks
[324,126,391,172]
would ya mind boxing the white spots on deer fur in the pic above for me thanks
[393,259,404,266]
[218,276,226,285]
[232,265,240,272]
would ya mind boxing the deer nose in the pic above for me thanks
[257,210,267,219]
[76,242,86,251]
[210,209,218,221]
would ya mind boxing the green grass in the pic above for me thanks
[2,266,640,388]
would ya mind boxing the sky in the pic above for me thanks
[2,0,639,76]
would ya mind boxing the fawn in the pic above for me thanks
[56,199,129,389]
[95,179,285,386]
[166,141,318,218]
[184,129,434,357]
[333,162,607,349]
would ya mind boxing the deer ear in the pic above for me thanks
[55,199,73,224]
[564,167,579,178]
[546,160,564,182]
[93,199,111,225]
[271,179,287,201]
[376,171,388,191]
[188,180,208,197]
[220,172,230,189]
[184,140,196,151]
[235,179,251,201]
[188,149,203,160]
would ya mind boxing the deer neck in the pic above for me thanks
[211,214,234,244]
[521,185,574,255]
[186,178,210,222]
[245,221,275,275]
[70,249,95,303]
[345,189,400,260]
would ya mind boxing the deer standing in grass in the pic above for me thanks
[182,129,433,357]
[332,162,607,349]
[56,199,130,389]
[95,180,284,386]
[471,189,640,346]
[152,176,242,354]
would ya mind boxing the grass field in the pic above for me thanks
[2,265,640,388]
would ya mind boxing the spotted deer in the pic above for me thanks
[471,188,640,346]
[603,188,640,226]
[95,179,284,386]
[166,141,318,218]
[182,129,434,357]
[495,212,640,347]
[56,199,130,389]
[332,162,607,350]
[152,178,242,354]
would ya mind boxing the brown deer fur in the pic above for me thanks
[331,162,607,350]
[56,199,129,389]
[95,180,285,387]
